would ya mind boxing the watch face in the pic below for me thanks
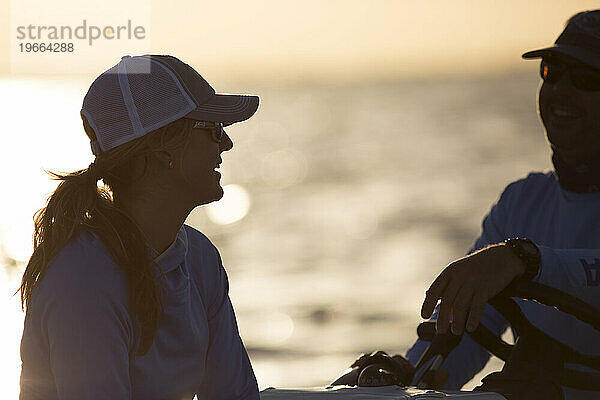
[521,241,538,256]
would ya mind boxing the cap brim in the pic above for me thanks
[184,94,259,126]
[522,45,600,69]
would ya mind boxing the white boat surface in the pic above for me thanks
[260,385,507,399]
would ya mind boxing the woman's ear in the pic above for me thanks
[153,150,175,171]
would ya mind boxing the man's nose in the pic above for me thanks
[220,131,233,152]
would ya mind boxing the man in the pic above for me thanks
[405,10,600,399]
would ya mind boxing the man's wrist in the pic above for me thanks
[504,238,541,281]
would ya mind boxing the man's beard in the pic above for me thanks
[552,149,600,193]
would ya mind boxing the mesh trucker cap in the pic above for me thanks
[522,10,600,69]
[81,55,259,156]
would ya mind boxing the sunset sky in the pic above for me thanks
[1,0,599,83]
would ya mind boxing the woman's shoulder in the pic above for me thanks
[48,230,120,272]
[36,230,128,303]
[182,225,226,279]
[183,224,212,243]
[183,224,220,256]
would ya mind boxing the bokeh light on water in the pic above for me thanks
[205,184,251,225]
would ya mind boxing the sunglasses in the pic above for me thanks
[540,56,600,92]
[191,121,224,143]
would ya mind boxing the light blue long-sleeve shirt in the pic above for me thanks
[20,224,259,400]
[406,171,600,399]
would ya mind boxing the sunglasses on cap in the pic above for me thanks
[191,121,224,143]
[540,55,600,92]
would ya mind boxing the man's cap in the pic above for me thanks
[81,54,259,156]
[522,10,600,69]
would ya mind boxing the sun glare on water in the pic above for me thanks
[0,77,91,261]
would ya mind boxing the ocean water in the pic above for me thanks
[0,70,551,395]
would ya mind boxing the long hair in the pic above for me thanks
[19,116,195,355]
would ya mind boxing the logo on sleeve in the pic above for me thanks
[580,258,600,287]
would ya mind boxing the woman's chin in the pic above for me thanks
[214,186,224,201]
[193,185,224,207]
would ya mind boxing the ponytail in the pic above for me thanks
[20,167,103,308]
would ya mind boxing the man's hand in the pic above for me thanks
[421,244,527,336]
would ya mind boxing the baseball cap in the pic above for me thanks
[522,10,600,69]
[81,55,259,156]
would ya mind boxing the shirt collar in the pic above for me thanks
[151,225,188,273]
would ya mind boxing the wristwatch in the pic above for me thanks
[504,238,541,281]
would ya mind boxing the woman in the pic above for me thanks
[19,55,260,400]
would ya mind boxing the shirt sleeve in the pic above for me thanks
[405,181,519,389]
[196,249,259,400]
[24,252,134,400]
[513,246,600,358]
[535,246,600,305]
